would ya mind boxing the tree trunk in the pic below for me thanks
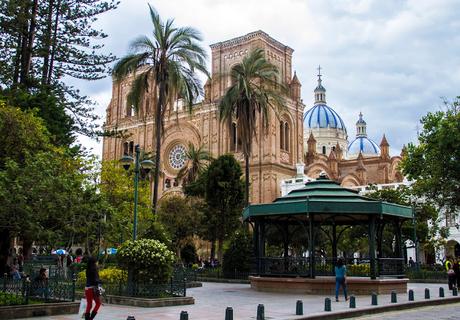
[152,71,166,215]
[12,33,23,85]
[245,153,250,206]
[0,229,11,275]
[47,0,62,85]
[22,236,33,261]
[23,0,38,83]
[217,237,224,265]
[41,0,55,84]
[19,1,30,85]
[210,239,216,262]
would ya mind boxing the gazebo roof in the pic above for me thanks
[243,176,413,222]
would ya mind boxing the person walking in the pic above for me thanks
[447,261,456,290]
[453,258,460,289]
[334,258,348,302]
[84,257,101,320]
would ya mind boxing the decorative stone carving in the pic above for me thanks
[281,151,290,163]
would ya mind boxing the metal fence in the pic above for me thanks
[0,276,76,306]
[103,277,186,298]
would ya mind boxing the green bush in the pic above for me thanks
[117,239,175,282]
[222,230,252,278]
[348,264,370,276]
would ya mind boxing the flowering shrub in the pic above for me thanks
[117,239,176,282]
[76,267,128,288]
[348,264,370,276]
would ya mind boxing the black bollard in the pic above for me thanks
[257,304,265,320]
[324,298,331,312]
[126,317,135,320]
[453,287,458,296]
[425,288,430,299]
[296,300,303,315]
[180,311,189,320]
[391,291,397,303]
[371,292,378,306]
[349,296,356,308]
[225,307,233,320]
[408,289,414,301]
[439,287,445,298]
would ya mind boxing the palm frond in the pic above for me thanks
[112,53,149,80]
[126,70,151,112]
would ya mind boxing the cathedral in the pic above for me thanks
[102,30,403,204]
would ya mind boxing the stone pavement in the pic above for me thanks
[17,282,459,320]
[351,302,460,319]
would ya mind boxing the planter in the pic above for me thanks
[0,301,80,319]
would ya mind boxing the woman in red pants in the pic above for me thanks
[84,257,101,320]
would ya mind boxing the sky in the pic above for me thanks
[76,0,460,157]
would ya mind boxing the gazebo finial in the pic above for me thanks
[319,171,329,179]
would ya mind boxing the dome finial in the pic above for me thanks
[314,65,326,104]
[356,112,367,137]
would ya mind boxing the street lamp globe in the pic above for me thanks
[140,159,154,174]
[120,155,134,171]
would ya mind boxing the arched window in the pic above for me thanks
[322,146,326,155]
[332,146,336,152]
[230,122,237,152]
[284,123,290,152]
[280,120,290,152]
[123,142,129,155]
[145,98,150,114]
[279,121,284,150]
[129,141,134,156]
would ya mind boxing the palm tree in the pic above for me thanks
[112,5,209,214]
[177,142,212,186]
[218,48,286,206]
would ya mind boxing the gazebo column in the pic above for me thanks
[309,215,316,278]
[254,219,260,275]
[259,219,266,274]
[283,222,289,272]
[368,216,377,279]
[332,223,337,273]
[394,219,404,275]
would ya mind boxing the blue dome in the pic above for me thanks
[348,137,380,155]
[303,104,347,132]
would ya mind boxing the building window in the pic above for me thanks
[169,144,187,170]
[145,98,150,114]
[165,178,171,189]
[129,141,134,156]
[332,146,336,152]
[280,121,284,150]
[322,146,326,155]
[280,120,290,152]
[123,142,129,155]
[284,123,290,152]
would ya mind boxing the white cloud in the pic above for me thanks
[76,0,460,158]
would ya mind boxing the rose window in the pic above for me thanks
[169,144,187,170]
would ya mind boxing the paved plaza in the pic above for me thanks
[17,282,460,320]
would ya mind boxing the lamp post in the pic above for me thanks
[120,144,154,241]
[412,206,420,271]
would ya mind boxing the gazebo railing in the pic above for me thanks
[254,256,405,278]
[377,258,405,277]
[314,257,372,277]
[257,257,310,277]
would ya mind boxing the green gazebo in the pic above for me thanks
[244,175,413,280]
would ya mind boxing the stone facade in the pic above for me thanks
[102,31,304,204]
[102,30,403,204]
